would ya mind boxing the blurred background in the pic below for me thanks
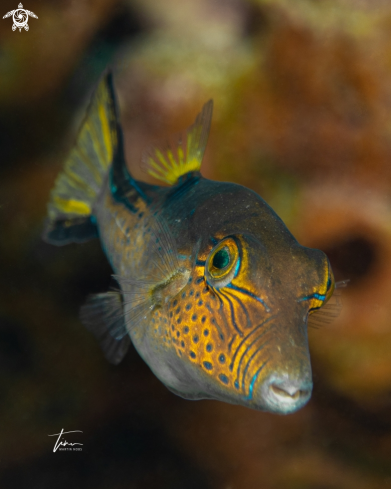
[1,0,391,487]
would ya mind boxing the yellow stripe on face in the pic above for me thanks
[53,196,91,215]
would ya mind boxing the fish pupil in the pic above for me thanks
[213,247,230,269]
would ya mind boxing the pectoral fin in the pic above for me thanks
[80,291,130,364]
[115,212,191,335]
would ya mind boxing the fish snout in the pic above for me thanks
[259,374,313,414]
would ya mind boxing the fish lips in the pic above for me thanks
[254,372,313,414]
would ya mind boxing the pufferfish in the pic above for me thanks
[43,72,341,414]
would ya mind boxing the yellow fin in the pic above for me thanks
[143,100,213,185]
[47,72,119,222]
[43,71,122,244]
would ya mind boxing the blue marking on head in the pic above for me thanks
[234,380,239,389]
[244,361,268,401]
[220,289,244,337]
[219,374,229,385]
[236,324,273,384]
[241,340,270,393]
[233,257,241,278]
[229,316,275,371]
[298,293,326,302]
[226,284,271,312]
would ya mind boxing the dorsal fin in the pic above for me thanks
[142,100,213,185]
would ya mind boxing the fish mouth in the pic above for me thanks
[257,374,313,414]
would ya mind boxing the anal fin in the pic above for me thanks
[80,292,130,365]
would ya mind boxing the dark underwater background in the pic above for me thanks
[1,0,391,487]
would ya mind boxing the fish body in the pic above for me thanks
[43,73,337,414]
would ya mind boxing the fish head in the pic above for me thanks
[161,181,335,414]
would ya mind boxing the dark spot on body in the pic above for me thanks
[203,361,213,370]
[206,344,213,352]
[219,374,229,385]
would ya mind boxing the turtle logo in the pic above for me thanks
[3,3,38,32]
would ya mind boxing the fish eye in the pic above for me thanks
[212,247,230,269]
[205,238,240,288]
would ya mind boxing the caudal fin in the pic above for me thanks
[43,72,121,244]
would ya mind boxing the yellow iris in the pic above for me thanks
[206,237,240,288]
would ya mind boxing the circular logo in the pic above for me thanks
[12,8,28,31]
